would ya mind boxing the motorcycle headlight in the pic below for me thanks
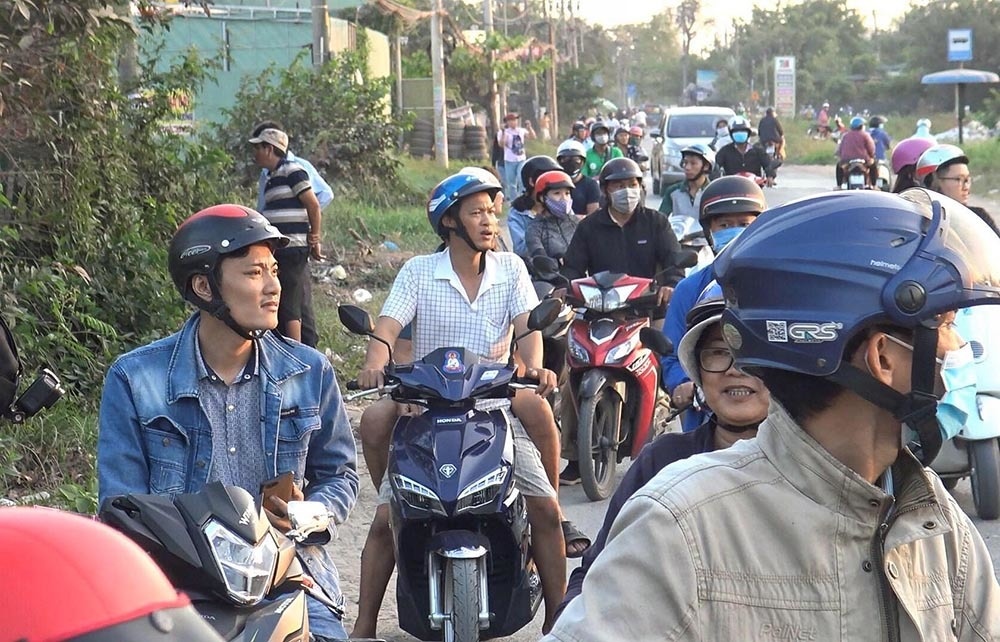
[203,519,278,605]
[568,333,590,364]
[391,474,447,516]
[577,284,637,312]
[456,466,509,514]
[606,334,641,364]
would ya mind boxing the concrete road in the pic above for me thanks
[350,164,1000,641]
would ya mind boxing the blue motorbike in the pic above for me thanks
[339,300,561,642]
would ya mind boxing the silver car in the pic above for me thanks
[659,106,736,186]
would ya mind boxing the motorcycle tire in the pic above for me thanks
[577,386,621,501]
[970,439,1000,520]
[443,558,481,642]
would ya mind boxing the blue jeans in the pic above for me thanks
[502,159,524,198]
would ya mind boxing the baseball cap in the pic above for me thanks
[504,112,519,121]
[248,127,289,153]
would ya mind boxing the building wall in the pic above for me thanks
[146,3,387,124]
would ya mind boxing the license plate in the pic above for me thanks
[766,145,775,155]
[848,174,865,187]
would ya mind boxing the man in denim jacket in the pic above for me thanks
[97,204,359,640]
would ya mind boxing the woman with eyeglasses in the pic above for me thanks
[554,280,769,621]
[915,143,1000,237]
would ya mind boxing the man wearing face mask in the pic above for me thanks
[544,189,1000,642]
[715,116,773,182]
[561,158,685,329]
[662,176,766,431]
[556,139,600,217]
[582,124,622,179]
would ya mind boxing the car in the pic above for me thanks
[659,106,736,187]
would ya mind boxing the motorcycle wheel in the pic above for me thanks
[577,386,621,501]
[443,558,481,642]
[970,439,1000,520]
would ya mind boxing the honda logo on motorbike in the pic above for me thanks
[439,464,457,478]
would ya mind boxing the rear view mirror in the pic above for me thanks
[676,250,698,270]
[338,305,374,336]
[640,327,672,356]
[532,254,560,277]
[527,298,562,332]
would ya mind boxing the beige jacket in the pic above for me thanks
[546,402,1000,642]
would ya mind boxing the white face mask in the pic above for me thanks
[716,127,728,137]
[610,187,641,213]
[594,134,609,145]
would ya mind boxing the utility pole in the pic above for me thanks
[484,0,501,135]
[311,0,329,66]
[430,0,449,166]
[545,1,559,138]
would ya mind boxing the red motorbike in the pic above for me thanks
[564,271,671,501]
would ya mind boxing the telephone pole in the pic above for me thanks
[544,1,559,138]
[484,0,501,134]
[311,0,329,66]
[430,0,448,166]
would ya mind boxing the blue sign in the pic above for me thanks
[948,29,972,62]
[626,83,637,99]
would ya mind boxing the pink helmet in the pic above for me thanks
[890,137,935,174]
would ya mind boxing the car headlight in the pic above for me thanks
[606,335,640,364]
[568,333,590,364]
[204,518,278,605]
[391,473,447,516]
[456,466,509,514]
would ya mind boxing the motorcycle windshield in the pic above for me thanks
[393,347,514,403]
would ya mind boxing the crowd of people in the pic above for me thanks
[5,111,1000,642]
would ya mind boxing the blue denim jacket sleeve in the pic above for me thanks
[98,360,153,502]
[304,359,359,525]
[508,209,530,257]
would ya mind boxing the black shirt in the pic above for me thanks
[561,205,685,287]
[757,114,784,144]
[570,176,601,216]
[557,422,718,619]
[715,142,771,177]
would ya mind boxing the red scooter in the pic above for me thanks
[564,271,671,501]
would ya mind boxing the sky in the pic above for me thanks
[573,0,915,53]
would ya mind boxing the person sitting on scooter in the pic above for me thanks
[582,123,623,178]
[869,115,892,163]
[545,189,1000,641]
[555,281,769,622]
[715,117,773,183]
[526,170,579,264]
[915,143,1000,237]
[835,116,877,187]
[662,176,766,432]
[556,139,600,217]
[658,143,714,219]
[97,205,360,641]
[709,118,732,152]
[351,171,570,638]
[508,155,562,258]
[890,136,935,193]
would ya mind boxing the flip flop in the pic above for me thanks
[561,520,591,558]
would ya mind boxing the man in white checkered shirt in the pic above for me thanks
[350,170,567,637]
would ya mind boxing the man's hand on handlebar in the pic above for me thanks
[357,362,386,390]
[520,366,558,397]
[656,285,674,308]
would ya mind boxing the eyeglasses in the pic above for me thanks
[938,175,972,187]
[699,347,736,373]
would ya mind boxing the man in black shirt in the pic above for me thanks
[715,117,774,182]
[556,139,600,217]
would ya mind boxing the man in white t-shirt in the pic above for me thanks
[497,112,534,198]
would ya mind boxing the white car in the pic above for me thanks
[659,106,736,186]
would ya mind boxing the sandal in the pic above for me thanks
[561,519,592,558]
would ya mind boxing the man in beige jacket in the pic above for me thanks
[544,189,1000,641]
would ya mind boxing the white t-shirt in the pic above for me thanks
[498,127,528,163]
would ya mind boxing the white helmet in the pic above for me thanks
[457,166,502,189]
[556,139,587,160]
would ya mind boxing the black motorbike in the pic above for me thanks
[100,482,350,642]
[340,300,561,642]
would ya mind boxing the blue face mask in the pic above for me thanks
[935,342,978,442]
[711,226,745,253]
[732,131,750,144]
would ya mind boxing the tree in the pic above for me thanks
[676,0,708,102]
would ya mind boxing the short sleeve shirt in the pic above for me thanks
[570,177,601,215]
[380,249,539,363]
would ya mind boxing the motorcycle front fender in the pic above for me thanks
[196,590,310,642]
[960,395,1000,441]
[578,369,626,402]
[429,529,490,560]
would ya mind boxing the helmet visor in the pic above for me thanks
[893,189,1000,319]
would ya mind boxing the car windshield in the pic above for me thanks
[667,115,723,138]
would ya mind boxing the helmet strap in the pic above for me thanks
[825,325,942,464]
[448,219,488,274]
[188,273,264,341]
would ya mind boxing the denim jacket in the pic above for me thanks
[97,314,359,634]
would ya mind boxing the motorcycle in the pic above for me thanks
[736,170,768,189]
[930,306,1000,520]
[840,158,871,190]
[563,271,672,501]
[339,299,563,642]
[531,273,575,422]
[100,482,352,641]
[875,160,892,192]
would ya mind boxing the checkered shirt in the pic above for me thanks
[381,249,539,364]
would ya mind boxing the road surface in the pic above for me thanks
[338,164,1000,641]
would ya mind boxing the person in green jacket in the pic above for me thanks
[582,123,622,178]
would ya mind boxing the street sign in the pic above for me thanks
[773,56,796,116]
[948,29,972,62]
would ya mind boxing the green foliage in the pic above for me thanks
[210,38,412,207]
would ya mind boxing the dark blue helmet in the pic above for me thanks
[427,172,502,238]
[714,189,1000,378]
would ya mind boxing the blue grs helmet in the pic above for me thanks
[427,172,502,238]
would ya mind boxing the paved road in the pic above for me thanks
[349,164,1000,641]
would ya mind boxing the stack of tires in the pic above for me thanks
[409,119,433,158]
[463,124,489,161]
[447,118,465,159]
